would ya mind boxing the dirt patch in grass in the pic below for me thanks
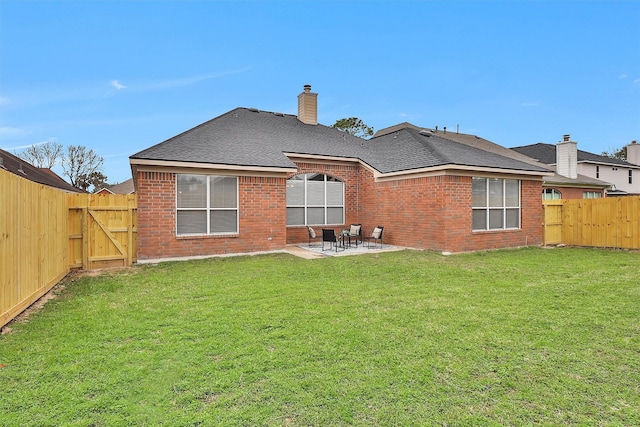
[1,267,134,335]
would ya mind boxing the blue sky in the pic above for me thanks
[1,0,639,184]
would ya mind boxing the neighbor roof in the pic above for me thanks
[0,148,84,193]
[131,108,550,177]
[511,143,639,168]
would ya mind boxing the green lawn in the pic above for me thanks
[1,248,638,426]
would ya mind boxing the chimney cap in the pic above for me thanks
[563,134,571,142]
[303,84,312,93]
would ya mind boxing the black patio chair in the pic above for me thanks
[322,229,344,252]
[307,226,321,247]
[364,226,384,249]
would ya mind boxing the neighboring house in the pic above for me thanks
[376,125,611,200]
[94,178,135,195]
[130,85,552,261]
[0,148,83,193]
[512,138,640,196]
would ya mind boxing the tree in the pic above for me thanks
[61,145,105,191]
[331,117,374,139]
[14,139,63,168]
[82,171,110,192]
[601,146,627,161]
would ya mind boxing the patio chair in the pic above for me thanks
[364,226,384,249]
[307,226,321,247]
[322,229,344,252]
[349,223,363,247]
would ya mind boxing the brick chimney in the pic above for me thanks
[556,134,578,179]
[297,84,317,125]
[627,140,640,166]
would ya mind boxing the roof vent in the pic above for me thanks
[0,156,5,169]
[273,112,284,117]
[248,108,259,113]
[18,163,26,174]
[419,129,433,137]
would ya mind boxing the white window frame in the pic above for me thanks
[542,188,562,200]
[583,191,602,199]
[472,177,521,231]
[286,173,345,226]
[176,174,239,236]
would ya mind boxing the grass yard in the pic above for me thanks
[1,247,639,426]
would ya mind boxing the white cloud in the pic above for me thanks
[111,80,127,90]
[619,73,629,79]
[0,96,9,106]
[521,102,540,107]
[633,78,640,85]
[0,126,29,138]
[139,67,252,91]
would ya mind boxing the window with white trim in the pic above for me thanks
[542,188,562,200]
[472,178,520,231]
[583,191,602,199]
[176,174,238,235]
[286,173,344,226]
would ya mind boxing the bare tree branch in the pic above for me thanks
[14,140,63,168]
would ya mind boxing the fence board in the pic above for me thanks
[1,169,69,328]
[544,196,640,249]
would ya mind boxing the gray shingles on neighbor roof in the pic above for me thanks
[511,143,637,167]
[0,148,84,193]
[131,108,550,175]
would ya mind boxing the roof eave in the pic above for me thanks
[129,158,297,174]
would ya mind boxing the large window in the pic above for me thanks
[542,188,562,200]
[286,173,344,226]
[472,178,520,231]
[176,174,238,235]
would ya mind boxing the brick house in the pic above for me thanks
[130,86,552,261]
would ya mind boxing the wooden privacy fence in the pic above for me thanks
[1,169,69,328]
[1,168,137,328]
[543,196,640,249]
[68,193,137,270]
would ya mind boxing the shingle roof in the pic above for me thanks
[0,148,84,193]
[131,108,550,175]
[96,178,135,194]
[511,143,637,167]
[375,124,611,188]
[131,108,367,169]
[364,128,550,174]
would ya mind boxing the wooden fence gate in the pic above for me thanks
[68,194,137,270]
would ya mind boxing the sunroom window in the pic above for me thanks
[472,178,520,231]
[176,174,238,235]
[286,173,344,226]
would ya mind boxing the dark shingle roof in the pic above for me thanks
[131,108,549,175]
[365,128,550,174]
[0,148,84,193]
[131,108,367,169]
[511,143,636,167]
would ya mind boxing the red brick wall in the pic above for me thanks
[136,171,286,260]
[137,163,545,259]
[357,170,543,253]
